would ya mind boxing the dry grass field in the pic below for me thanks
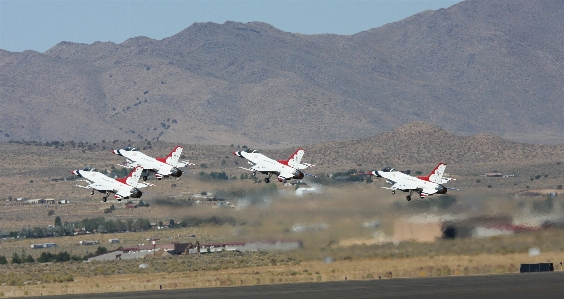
[1,136,564,297]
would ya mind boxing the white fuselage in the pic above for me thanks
[123,151,172,173]
[243,152,296,176]
[73,169,139,199]
[374,169,446,197]
[234,150,302,181]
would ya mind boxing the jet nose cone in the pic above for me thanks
[232,151,240,157]
[112,149,121,155]
[70,170,78,175]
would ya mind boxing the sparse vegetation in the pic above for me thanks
[1,134,564,296]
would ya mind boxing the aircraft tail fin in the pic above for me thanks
[117,166,144,186]
[418,163,446,184]
[277,148,314,169]
[156,146,183,166]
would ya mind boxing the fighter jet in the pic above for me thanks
[70,166,150,202]
[112,146,193,181]
[370,163,457,201]
[233,148,315,183]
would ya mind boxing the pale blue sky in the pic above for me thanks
[0,0,462,53]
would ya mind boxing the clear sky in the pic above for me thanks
[0,0,462,53]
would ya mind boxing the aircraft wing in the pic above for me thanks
[135,182,155,188]
[176,160,195,167]
[87,182,114,191]
[115,187,133,199]
[421,186,444,197]
[294,162,315,170]
[118,160,141,169]
[249,161,274,172]
[388,181,422,191]
[154,168,172,176]
[278,169,297,180]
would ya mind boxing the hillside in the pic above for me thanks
[0,0,563,146]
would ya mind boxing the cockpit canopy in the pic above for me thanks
[244,148,258,154]
[122,146,138,151]
[380,167,396,172]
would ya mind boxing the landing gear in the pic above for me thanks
[90,190,94,195]
[142,176,148,181]
[264,172,273,183]
[392,190,396,195]
[406,190,415,201]
[102,196,107,202]
[252,171,256,177]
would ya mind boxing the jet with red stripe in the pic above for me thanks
[70,166,150,202]
[233,148,315,183]
[112,146,194,181]
[370,163,457,201]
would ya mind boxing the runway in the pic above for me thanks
[28,271,564,299]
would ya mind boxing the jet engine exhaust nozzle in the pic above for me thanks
[131,188,142,198]
[170,167,182,177]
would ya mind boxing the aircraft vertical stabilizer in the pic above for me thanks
[157,146,183,166]
[278,148,304,168]
[417,163,446,184]
[115,166,143,186]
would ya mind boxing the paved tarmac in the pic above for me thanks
[28,271,564,299]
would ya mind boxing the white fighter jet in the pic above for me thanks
[233,148,315,183]
[370,162,457,201]
[112,146,193,181]
[70,166,150,202]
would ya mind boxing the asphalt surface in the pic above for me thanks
[28,271,564,299]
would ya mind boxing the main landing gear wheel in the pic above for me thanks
[103,197,107,202]
[90,190,94,195]
[406,195,411,201]
[392,190,396,195]
[264,178,270,183]
[142,176,148,181]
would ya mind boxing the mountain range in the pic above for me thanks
[1,0,563,147]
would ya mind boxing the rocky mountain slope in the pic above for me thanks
[0,0,562,146]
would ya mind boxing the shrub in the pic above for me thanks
[24,254,35,263]
[11,252,21,264]
[95,246,108,255]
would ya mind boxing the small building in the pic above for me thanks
[43,243,57,248]
[79,240,100,245]
[27,198,46,204]
[31,244,45,249]
[484,173,503,177]
[109,239,120,244]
